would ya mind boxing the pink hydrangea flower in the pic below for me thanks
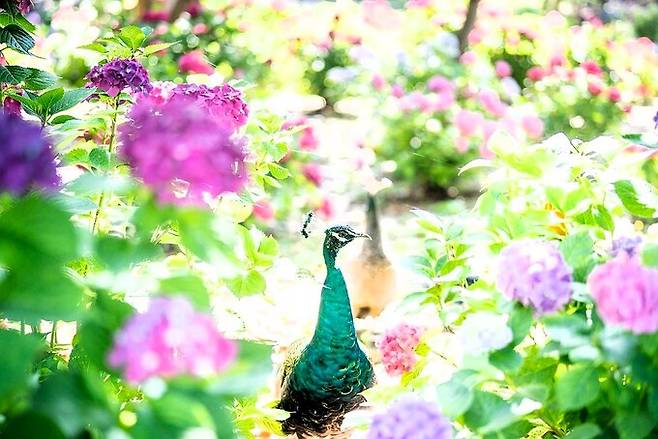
[302,163,322,186]
[253,199,275,222]
[317,196,335,219]
[433,89,455,112]
[372,73,386,91]
[459,51,477,65]
[454,109,484,137]
[455,136,469,153]
[479,89,507,118]
[521,114,544,139]
[391,83,405,98]
[527,66,545,82]
[378,323,423,375]
[581,59,602,76]
[108,296,237,383]
[3,97,21,117]
[607,87,621,102]
[495,60,512,78]
[497,240,573,315]
[119,94,247,206]
[588,253,658,334]
[427,75,454,94]
[299,127,319,150]
[178,50,214,75]
[587,80,604,96]
[168,83,249,131]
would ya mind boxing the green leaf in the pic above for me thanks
[0,64,30,84]
[0,24,35,54]
[613,180,657,218]
[23,69,58,90]
[0,331,43,403]
[555,365,600,411]
[51,114,77,125]
[649,387,658,422]
[544,314,590,349]
[641,243,658,268]
[88,147,110,170]
[0,411,67,439]
[564,423,602,439]
[615,413,655,439]
[213,341,272,396]
[508,305,532,345]
[267,163,290,180]
[142,42,173,55]
[436,379,474,418]
[159,275,211,310]
[560,231,593,270]
[36,87,65,113]
[95,235,162,273]
[48,88,95,116]
[118,25,147,50]
[463,390,517,434]
[80,42,107,53]
[227,270,266,297]
[489,347,522,373]
[592,204,614,231]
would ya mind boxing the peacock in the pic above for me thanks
[344,194,399,318]
[276,225,375,438]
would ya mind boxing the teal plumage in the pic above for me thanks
[277,226,375,437]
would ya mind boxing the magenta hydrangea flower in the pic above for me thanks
[377,323,422,376]
[588,253,658,334]
[497,240,573,315]
[0,113,59,196]
[367,398,452,439]
[119,94,247,206]
[108,296,237,383]
[86,58,152,97]
[140,82,249,132]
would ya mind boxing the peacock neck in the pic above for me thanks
[312,242,357,346]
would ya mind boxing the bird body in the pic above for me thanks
[345,195,399,318]
[277,226,375,438]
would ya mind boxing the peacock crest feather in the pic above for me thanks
[277,225,375,437]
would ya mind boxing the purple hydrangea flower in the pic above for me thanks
[588,253,658,334]
[119,94,247,206]
[497,239,573,315]
[86,58,152,97]
[610,236,642,258]
[108,296,237,383]
[653,110,658,130]
[0,113,59,195]
[367,398,452,439]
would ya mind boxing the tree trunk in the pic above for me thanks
[457,0,481,54]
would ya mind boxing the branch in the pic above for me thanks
[457,0,481,54]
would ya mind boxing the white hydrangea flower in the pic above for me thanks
[457,312,513,355]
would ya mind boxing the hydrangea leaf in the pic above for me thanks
[555,365,600,411]
[563,423,602,439]
[613,180,657,219]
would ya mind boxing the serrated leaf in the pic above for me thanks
[0,24,35,54]
[555,365,600,411]
[36,87,65,112]
[0,64,30,84]
[49,88,95,116]
[613,180,657,218]
[88,148,110,170]
[80,43,107,53]
[23,69,58,90]
[142,42,173,55]
[227,271,266,297]
[267,163,290,180]
[118,25,146,50]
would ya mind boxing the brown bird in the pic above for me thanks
[344,194,399,318]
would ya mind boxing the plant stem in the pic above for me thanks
[91,98,121,234]
[50,321,57,349]
[457,0,481,54]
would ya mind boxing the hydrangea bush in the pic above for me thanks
[0,15,290,437]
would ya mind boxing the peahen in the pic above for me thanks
[277,225,375,438]
[344,194,399,318]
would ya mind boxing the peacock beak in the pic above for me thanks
[356,232,371,240]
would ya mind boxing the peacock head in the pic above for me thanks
[324,225,370,254]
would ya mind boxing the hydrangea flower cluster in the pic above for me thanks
[0,113,59,196]
[168,83,249,131]
[178,50,215,75]
[367,398,452,439]
[377,323,422,375]
[108,296,237,383]
[588,253,658,334]
[497,240,573,315]
[119,94,247,206]
[456,312,513,355]
[610,236,642,257]
[86,58,153,97]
